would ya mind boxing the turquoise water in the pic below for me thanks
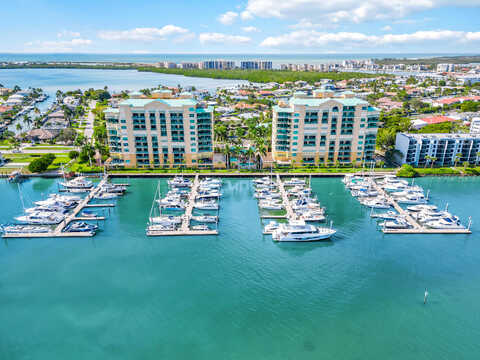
[0,176,480,359]
[0,68,249,94]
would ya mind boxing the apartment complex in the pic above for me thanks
[272,91,380,165]
[395,133,480,166]
[199,60,235,70]
[104,96,214,168]
[240,60,273,70]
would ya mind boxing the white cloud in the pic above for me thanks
[57,30,81,38]
[218,11,238,25]
[241,0,480,24]
[199,32,251,44]
[242,26,260,33]
[24,38,92,52]
[240,10,254,20]
[382,25,392,31]
[260,29,480,48]
[98,25,190,41]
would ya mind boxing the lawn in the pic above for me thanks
[24,146,74,150]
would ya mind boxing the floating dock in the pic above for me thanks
[276,174,296,220]
[3,175,111,239]
[370,180,471,234]
[147,174,219,237]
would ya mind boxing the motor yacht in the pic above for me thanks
[194,201,219,210]
[425,217,465,230]
[65,222,98,233]
[264,221,279,233]
[149,215,182,226]
[168,177,192,188]
[407,204,437,212]
[191,215,218,223]
[370,211,400,220]
[60,176,93,189]
[94,192,118,200]
[1,225,51,234]
[15,211,65,225]
[379,218,411,229]
[192,224,210,231]
[396,194,428,205]
[272,220,336,242]
[284,178,306,186]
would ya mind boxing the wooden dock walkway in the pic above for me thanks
[276,174,295,220]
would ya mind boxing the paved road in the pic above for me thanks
[84,100,97,143]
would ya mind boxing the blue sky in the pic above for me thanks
[2,0,480,53]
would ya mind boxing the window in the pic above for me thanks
[304,135,316,147]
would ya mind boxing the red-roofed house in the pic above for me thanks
[421,115,456,124]
[432,96,480,107]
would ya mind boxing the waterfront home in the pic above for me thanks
[24,129,56,142]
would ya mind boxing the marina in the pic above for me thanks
[343,174,472,234]
[254,175,336,241]
[0,176,479,360]
[146,175,220,236]
[1,174,129,238]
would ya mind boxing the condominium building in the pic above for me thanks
[104,97,214,168]
[240,60,273,70]
[271,91,380,165]
[395,133,480,166]
[199,60,235,70]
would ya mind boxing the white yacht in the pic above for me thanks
[192,224,210,231]
[407,204,437,212]
[370,211,400,220]
[272,220,336,242]
[396,194,428,205]
[1,225,51,234]
[94,192,118,200]
[191,215,218,223]
[284,178,306,186]
[168,176,192,188]
[264,221,279,233]
[15,211,64,225]
[194,201,219,210]
[60,176,93,189]
[149,216,182,226]
[380,218,411,229]
[259,200,283,210]
[425,217,465,230]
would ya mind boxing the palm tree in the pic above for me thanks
[430,156,437,168]
[245,147,255,169]
[424,155,432,168]
[475,151,480,167]
[255,144,267,169]
[222,144,232,169]
[454,153,462,168]
[16,123,22,132]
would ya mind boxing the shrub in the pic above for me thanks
[396,164,418,178]
[28,154,56,173]
[68,150,79,159]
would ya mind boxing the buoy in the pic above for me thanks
[424,288,429,304]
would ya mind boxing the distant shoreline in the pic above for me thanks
[0,63,382,83]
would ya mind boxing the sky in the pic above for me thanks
[2,0,480,54]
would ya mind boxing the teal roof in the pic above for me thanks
[104,108,119,113]
[119,98,198,107]
[368,106,380,112]
[273,105,293,113]
[289,97,368,107]
[196,106,214,113]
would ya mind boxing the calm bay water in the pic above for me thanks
[0,176,479,359]
[0,68,249,94]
